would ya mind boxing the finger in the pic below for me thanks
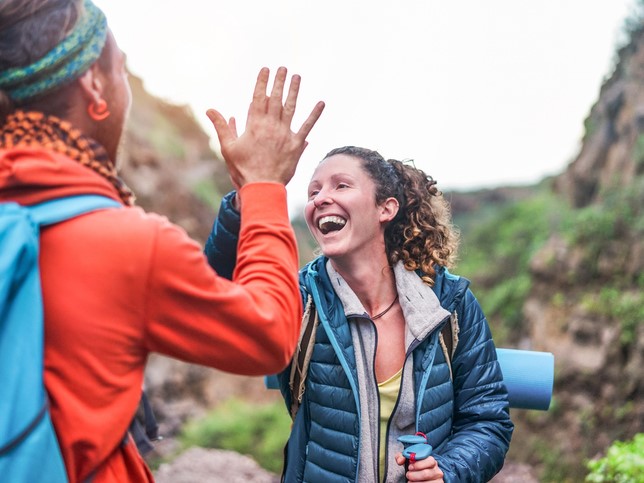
[406,468,443,482]
[409,456,437,471]
[250,67,270,116]
[268,66,288,117]
[282,74,301,124]
[418,456,437,469]
[229,117,238,138]
[206,109,235,146]
[394,454,407,466]
[296,100,325,140]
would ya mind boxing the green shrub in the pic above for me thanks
[581,287,644,345]
[483,274,532,330]
[564,206,616,246]
[456,192,565,339]
[535,438,573,482]
[585,433,644,482]
[179,398,291,473]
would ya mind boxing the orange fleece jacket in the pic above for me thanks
[0,147,302,482]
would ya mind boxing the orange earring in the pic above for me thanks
[88,98,110,121]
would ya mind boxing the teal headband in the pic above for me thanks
[0,0,108,103]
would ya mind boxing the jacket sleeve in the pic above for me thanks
[143,183,302,376]
[433,289,514,482]
[204,190,240,280]
[205,190,309,389]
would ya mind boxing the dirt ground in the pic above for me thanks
[155,447,538,482]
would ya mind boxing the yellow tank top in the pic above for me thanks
[378,367,403,481]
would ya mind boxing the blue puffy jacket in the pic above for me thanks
[206,192,513,483]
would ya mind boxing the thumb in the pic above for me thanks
[206,109,234,147]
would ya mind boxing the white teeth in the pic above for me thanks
[318,216,347,230]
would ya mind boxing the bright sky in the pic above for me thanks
[96,0,637,215]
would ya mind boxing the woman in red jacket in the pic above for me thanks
[0,0,324,481]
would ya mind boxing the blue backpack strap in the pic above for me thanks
[29,196,162,458]
[0,195,120,482]
[29,195,121,227]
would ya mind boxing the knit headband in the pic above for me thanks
[0,0,108,103]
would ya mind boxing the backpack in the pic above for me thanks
[0,195,121,482]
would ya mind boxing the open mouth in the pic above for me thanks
[318,215,347,235]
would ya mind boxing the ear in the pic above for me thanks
[77,63,106,105]
[379,197,399,224]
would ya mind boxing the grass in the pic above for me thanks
[179,398,291,474]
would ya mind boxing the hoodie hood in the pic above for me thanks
[0,146,123,206]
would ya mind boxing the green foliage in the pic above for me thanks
[583,111,599,142]
[483,274,532,330]
[535,439,575,482]
[564,205,617,246]
[192,178,222,208]
[613,402,635,422]
[459,191,563,277]
[291,216,319,267]
[456,191,566,339]
[585,433,644,482]
[179,398,291,473]
[581,287,644,345]
[635,133,644,167]
[561,179,644,270]
[603,180,644,232]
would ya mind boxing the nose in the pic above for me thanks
[312,189,332,208]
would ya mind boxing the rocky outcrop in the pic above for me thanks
[510,23,644,480]
[555,27,644,207]
[120,73,232,244]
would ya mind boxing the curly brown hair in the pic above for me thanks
[323,146,460,285]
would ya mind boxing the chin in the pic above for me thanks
[319,245,346,260]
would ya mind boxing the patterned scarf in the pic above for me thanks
[0,110,134,205]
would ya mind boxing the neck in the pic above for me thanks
[329,254,397,317]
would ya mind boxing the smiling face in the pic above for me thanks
[305,154,398,262]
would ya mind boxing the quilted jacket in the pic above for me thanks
[207,192,514,483]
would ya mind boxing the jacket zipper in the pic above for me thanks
[371,319,382,483]
[382,340,417,482]
[383,314,450,480]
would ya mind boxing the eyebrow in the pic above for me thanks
[329,173,356,182]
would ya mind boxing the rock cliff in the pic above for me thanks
[510,23,644,480]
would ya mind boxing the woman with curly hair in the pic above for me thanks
[207,146,513,483]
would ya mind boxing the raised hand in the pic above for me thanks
[206,66,325,189]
